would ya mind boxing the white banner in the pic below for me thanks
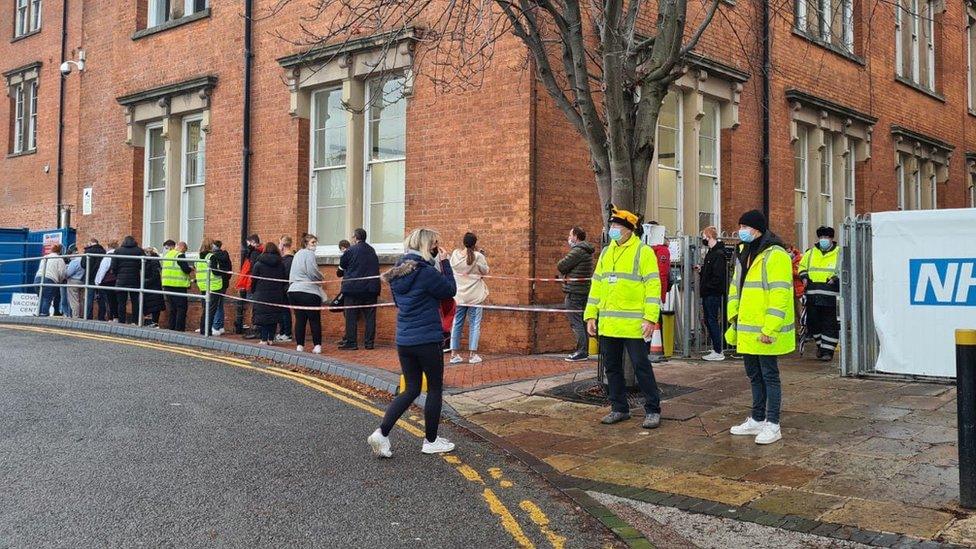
[8,293,40,317]
[872,208,976,377]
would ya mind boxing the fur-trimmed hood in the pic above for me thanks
[382,258,423,284]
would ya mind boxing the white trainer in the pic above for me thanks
[755,423,782,445]
[468,354,483,364]
[449,355,464,364]
[296,345,304,352]
[312,345,322,354]
[275,334,292,343]
[422,437,456,454]
[702,351,726,362]
[213,328,225,336]
[367,429,393,458]
[729,417,766,436]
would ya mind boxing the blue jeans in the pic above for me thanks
[212,294,225,331]
[451,305,483,351]
[60,287,71,317]
[701,295,725,353]
[87,288,109,320]
[743,354,782,425]
[35,276,58,316]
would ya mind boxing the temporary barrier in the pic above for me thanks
[839,215,877,377]
[0,228,29,305]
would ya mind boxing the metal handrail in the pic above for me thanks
[2,252,213,336]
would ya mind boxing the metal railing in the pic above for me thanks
[0,253,214,336]
[840,215,877,376]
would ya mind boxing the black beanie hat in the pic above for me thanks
[738,210,768,233]
[816,226,835,238]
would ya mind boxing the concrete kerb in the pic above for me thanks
[0,316,456,415]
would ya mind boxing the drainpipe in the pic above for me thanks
[528,59,539,354]
[760,0,771,218]
[240,0,254,248]
[56,0,70,227]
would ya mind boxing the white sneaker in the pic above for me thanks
[468,354,483,364]
[730,417,766,436]
[195,328,201,334]
[312,345,322,354]
[755,423,782,445]
[214,328,225,336]
[367,429,393,458]
[275,334,292,342]
[702,351,726,362]
[450,355,464,364]
[296,345,304,352]
[422,437,456,454]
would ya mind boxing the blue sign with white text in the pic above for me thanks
[909,258,976,306]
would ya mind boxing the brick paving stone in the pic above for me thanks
[820,499,954,540]
[941,516,976,546]
[548,436,610,456]
[702,457,769,480]
[748,489,847,520]
[541,454,589,473]
[568,458,678,488]
[649,473,772,507]
[847,437,931,460]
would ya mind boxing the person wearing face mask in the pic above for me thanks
[726,210,795,445]
[696,226,727,361]
[798,226,840,361]
[584,207,664,429]
[557,226,595,362]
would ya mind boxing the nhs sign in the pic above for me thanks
[909,258,976,306]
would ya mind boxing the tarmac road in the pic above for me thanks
[0,326,617,548]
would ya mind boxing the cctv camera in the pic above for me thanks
[60,62,72,76]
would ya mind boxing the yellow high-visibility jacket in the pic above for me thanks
[195,252,223,292]
[584,234,662,339]
[726,242,796,355]
[799,245,839,304]
[161,248,191,288]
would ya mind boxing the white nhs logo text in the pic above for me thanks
[909,259,976,306]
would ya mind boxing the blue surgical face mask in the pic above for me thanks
[738,228,755,243]
[608,228,623,242]
[819,238,831,250]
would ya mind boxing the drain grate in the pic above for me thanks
[541,379,699,409]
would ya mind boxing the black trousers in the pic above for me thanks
[344,294,377,346]
[116,289,140,324]
[601,336,661,414]
[289,292,322,346]
[101,283,118,320]
[807,302,839,355]
[165,287,188,331]
[380,342,444,442]
[564,293,588,355]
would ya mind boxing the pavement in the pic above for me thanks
[0,325,619,548]
[450,355,975,546]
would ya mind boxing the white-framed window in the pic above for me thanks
[820,136,833,227]
[897,151,941,211]
[969,12,976,111]
[896,0,936,90]
[969,172,976,207]
[180,117,206,249]
[147,0,207,28]
[796,0,853,52]
[655,91,682,234]
[364,76,407,251]
[843,139,855,219]
[309,87,348,254]
[15,0,40,37]
[697,99,720,231]
[10,77,37,154]
[144,124,167,249]
[794,126,810,249]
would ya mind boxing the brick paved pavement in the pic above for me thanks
[449,356,976,544]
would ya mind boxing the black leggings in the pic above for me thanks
[380,342,444,443]
[288,292,322,346]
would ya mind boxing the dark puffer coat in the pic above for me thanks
[382,253,457,346]
[250,251,288,326]
[142,257,165,314]
[556,241,595,295]
[111,241,146,289]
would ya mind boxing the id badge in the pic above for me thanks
[607,274,618,284]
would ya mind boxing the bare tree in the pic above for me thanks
[265,0,725,214]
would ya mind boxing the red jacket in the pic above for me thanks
[652,244,670,304]
[234,244,265,293]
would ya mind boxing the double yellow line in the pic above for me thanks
[0,324,564,548]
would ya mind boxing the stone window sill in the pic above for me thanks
[968,109,976,118]
[316,253,401,266]
[791,29,865,65]
[6,149,36,159]
[894,76,945,103]
[132,9,210,41]
[11,29,41,43]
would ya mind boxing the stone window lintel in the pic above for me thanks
[787,89,876,160]
[4,61,41,94]
[118,76,216,145]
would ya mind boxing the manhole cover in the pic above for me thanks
[541,379,699,409]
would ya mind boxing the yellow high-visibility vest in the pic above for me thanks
[584,234,662,339]
[799,245,839,300]
[161,248,191,288]
[726,243,796,355]
[195,252,223,292]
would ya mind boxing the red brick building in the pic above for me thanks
[2,0,974,352]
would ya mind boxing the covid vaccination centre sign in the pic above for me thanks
[871,208,976,377]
